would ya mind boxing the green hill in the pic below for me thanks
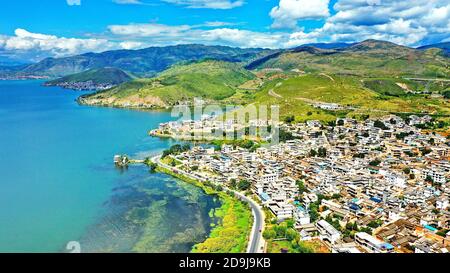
[250,73,450,124]
[46,67,133,85]
[247,40,450,78]
[78,60,255,108]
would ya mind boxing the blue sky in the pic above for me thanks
[0,0,448,62]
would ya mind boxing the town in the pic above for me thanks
[154,114,450,253]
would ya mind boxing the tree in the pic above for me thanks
[318,147,327,158]
[403,168,411,175]
[237,179,251,191]
[286,219,295,229]
[263,229,276,240]
[369,159,381,167]
[337,119,345,126]
[331,193,341,200]
[279,129,296,143]
[296,180,307,194]
[368,220,382,228]
[443,90,450,99]
[147,162,158,173]
[229,179,237,189]
[309,204,319,222]
[309,149,318,157]
[284,115,295,124]
[374,120,388,130]
[286,228,298,241]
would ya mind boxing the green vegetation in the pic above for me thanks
[46,67,133,85]
[248,40,449,78]
[363,78,408,96]
[251,73,450,125]
[444,91,450,99]
[264,221,328,253]
[192,193,252,253]
[162,144,191,158]
[81,60,255,108]
[209,139,261,151]
[156,165,252,253]
[78,40,450,131]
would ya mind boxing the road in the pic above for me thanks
[151,155,265,253]
[233,191,265,253]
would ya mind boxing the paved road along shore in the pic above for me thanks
[151,155,265,253]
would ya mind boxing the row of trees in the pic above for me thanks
[162,144,191,158]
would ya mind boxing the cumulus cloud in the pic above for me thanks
[268,0,450,46]
[108,22,283,48]
[270,0,330,29]
[321,0,450,46]
[162,0,244,9]
[0,29,138,61]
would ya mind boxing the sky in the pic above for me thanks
[0,0,449,62]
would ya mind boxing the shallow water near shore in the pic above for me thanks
[0,80,219,252]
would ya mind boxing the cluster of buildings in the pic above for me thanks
[160,114,450,253]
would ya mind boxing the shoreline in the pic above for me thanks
[151,156,258,253]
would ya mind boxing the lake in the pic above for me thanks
[0,80,219,253]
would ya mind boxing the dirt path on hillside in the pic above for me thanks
[268,89,283,99]
[319,73,335,82]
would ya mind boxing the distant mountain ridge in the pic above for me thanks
[45,67,133,90]
[9,44,270,78]
[417,42,450,56]
[298,42,354,49]
[2,39,448,83]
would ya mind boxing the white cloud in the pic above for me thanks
[109,23,192,37]
[270,0,330,29]
[0,29,125,61]
[119,41,144,49]
[283,30,320,48]
[108,22,283,48]
[162,0,244,9]
[322,0,450,46]
[66,0,81,5]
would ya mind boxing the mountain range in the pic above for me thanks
[1,39,448,127]
[1,40,448,80]
[1,44,269,78]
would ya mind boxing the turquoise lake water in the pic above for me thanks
[0,80,219,253]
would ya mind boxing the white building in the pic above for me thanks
[316,220,341,245]
[355,232,394,253]
[294,207,310,226]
